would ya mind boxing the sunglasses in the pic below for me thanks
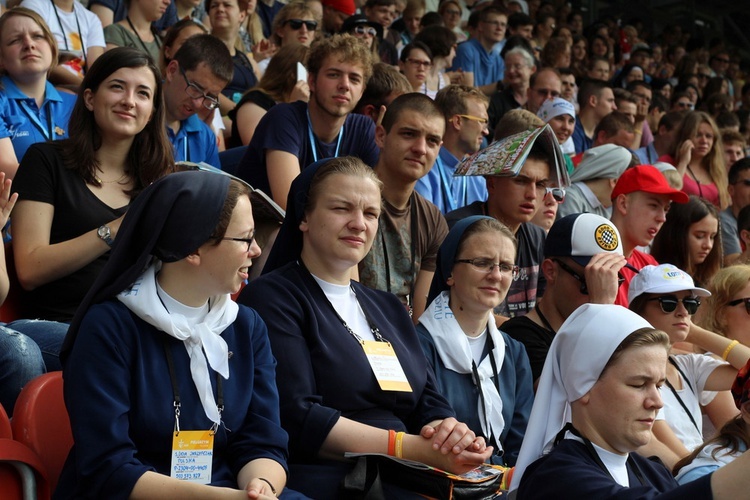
[353,25,377,36]
[285,19,318,31]
[646,295,701,315]
[727,297,750,315]
[552,258,624,295]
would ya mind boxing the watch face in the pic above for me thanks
[98,225,111,240]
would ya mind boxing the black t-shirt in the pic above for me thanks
[13,143,127,321]
[227,89,277,149]
[502,315,555,383]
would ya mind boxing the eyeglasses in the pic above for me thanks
[284,18,318,31]
[727,297,750,315]
[457,114,488,125]
[406,58,432,68]
[675,101,694,110]
[534,88,561,98]
[632,92,652,103]
[647,295,701,315]
[553,258,625,295]
[353,25,377,36]
[179,66,219,111]
[455,258,519,279]
[544,187,565,203]
[220,235,256,252]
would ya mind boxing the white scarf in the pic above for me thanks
[418,291,505,449]
[118,263,238,424]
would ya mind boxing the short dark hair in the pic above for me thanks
[578,78,612,109]
[508,11,532,30]
[399,41,433,63]
[658,110,686,132]
[728,157,750,185]
[174,34,233,83]
[353,63,412,114]
[650,94,669,113]
[414,25,456,59]
[594,111,634,137]
[717,111,741,130]
[626,80,651,93]
[380,92,443,133]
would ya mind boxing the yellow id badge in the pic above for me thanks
[170,430,214,484]
[361,340,412,392]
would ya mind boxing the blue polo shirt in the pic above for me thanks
[167,113,220,168]
[0,76,76,161]
[450,38,504,87]
[415,146,488,214]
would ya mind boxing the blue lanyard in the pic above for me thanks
[307,109,343,162]
[436,156,466,212]
[183,136,189,161]
[19,100,55,141]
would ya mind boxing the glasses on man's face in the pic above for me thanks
[647,295,701,315]
[632,92,652,103]
[221,235,256,252]
[457,114,488,126]
[544,187,565,203]
[454,258,519,279]
[727,297,750,315]
[553,258,624,295]
[534,88,561,98]
[179,66,219,111]
[698,73,711,80]
[285,18,318,31]
[406,58,431,68]
[353,25,377,37]
[676,101,694,110]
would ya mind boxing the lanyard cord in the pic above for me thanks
[156,281,223,433]
[126,16,162,54]
[534,304,557,334]
[306,108,343,162]
[298,259,389,345]
[664,356,701,434]
[471,333,501,443]
[18,100,54,141]
[554,423,648,487]
[50,0,87,71]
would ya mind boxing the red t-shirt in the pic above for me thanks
[616,249,659,306]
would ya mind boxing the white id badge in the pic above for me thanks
[361,340,412,392]
[170,430,214,484]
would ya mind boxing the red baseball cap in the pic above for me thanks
[322,0,356,16]
[610,164,689,203]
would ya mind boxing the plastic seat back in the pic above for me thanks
[0,403,12,438]
[11,372,72,492]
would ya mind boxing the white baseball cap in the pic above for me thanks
[628,264,711,305]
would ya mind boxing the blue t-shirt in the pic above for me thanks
[236,101,380,195]
[0,76,76,161]
[450,38,504,87]
[571,119,593,154]
[415,146,487,214]
[167,114,219,168]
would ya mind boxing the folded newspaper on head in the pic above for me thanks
[454,123,570,190]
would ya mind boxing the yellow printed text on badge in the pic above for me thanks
[362,340,412,392]
[170,430,214,484]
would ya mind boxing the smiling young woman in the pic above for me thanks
[10,47,173,371]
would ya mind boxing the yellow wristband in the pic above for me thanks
[722,340,740,361]
[395,431,405,458]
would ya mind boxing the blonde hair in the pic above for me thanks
[700,265,750,336]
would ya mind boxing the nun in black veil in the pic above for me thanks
[56,171,305,500]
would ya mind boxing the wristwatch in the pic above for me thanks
[97,224,114,247]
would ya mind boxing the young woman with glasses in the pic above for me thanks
[10,47,173,371]
[628,264,750,456]
[398,41,433,95]
[56,170,307,499]
[416,216,534,466]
